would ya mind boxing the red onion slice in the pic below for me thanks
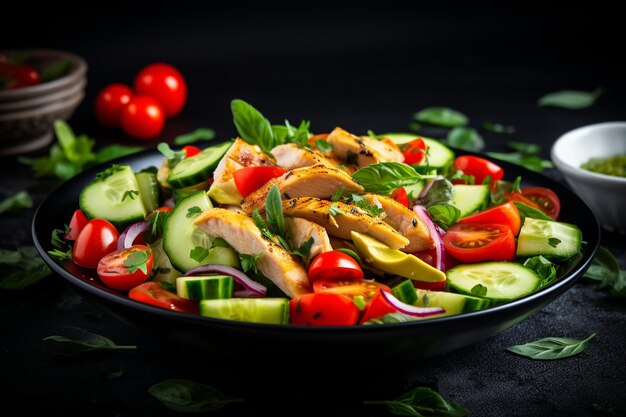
[413,205,446,271]
[381,290,445,318]
[118,221,149,250]
[184,264,267,297]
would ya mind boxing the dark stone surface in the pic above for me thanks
[1,5,624,416]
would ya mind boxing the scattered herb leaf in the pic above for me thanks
[239,253,262,275]
[445,127,485,152]
[350,194,385,217]
[105,367,125,381]
[265,185,285,236]
[149,379,244,413]
[43,327,136,356]
[157,143,186,169]
[291,237,314,258]
[174,128,216,145]
[507,141,541,155]
[146,210,170,242]
[353,295,366,311]
[121,190,139,201]
[315,138,333,153]
[414,107,469,128]
[486,151,553,173]
[419,178,455,208]
[514,201,554,223]
[507,333,596,360]
[584,246,626,297]
[0,191,33,214]
[330,187,345,202]
[363,312,422,325]
[483,122,515,134]
[329,204,344,217]
[40,58,72,82]
[364,386,468,417]
[0,247,51,290]
[211,237,230,249]
[427,204,461,230]
[538,87,603,109]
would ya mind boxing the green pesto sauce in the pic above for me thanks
[581,154,626,177]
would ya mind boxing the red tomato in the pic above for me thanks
[93,83,134,128]
[359,291,396,323]
[308,251,364,283]
[97,245,154,291]
[521,187,561,219]
[120,96,165,140]
[308,133,329,146]
[289,293,360,326]
[313,278,389,307]
[506,192,540,209]
[443,223,515,263]
[453,155,504,186]
[458,201,521,235]
[391,187,409,208]
[129,282,199,313]
[65,209,89,240]
[0,63,40,89]
[133,63,187,117]
[402,138,427,165]
[232,166,286,197]
[72,219,119,268]
[182,145,201,158]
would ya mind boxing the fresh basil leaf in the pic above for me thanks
[174,128,216,145]
[0,190,33,214]
[483,122,515,134]
[447,169,475,185]
[507,141,541,155]
[265,185,285,236]
[538,87,603,109]
[352,162,425,195]
[251,209,274,241]
[330,187,345,202]
[487,151,553,173]
[336,248,362,263]
[524,256,557,288]
[43,327,136,356]
[271,125,290,142]
[490,177,522,205]
[513,201,553,224]
[471,283,488,297]
[286,119,311,147]
[414,107,468,128]
[94,144,144,164]
[239,253,262,275]
[507,333,596,360]
[105,367,125,381]
[189,247,209,263]
[584,246,626,297]
[408,121,422,131]
[365,386,468,417]
[445,127,484,152]
[123,249,151,274]
[157,143,186,169]
[40,58,72,82]
[0,247,51,290]
[314,139,333,153]
[427,205,460,230]
[419,178,455,208]
[149,379,244,413]
[231,99,277,154]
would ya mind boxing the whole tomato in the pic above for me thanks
[120,95,165,140]
[94,83,134,128]
[133,63,187,117]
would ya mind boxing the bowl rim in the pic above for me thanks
[0,91,84,121]
[551,121,626,184]
[0,77,86,112]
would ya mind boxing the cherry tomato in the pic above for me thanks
[308,251,364,283]
[120,95,165,140]
[521,187,561,219]
[402,138,427,165]
[65,209,89,240]
[233,166,286,198]
[182,145,201,158]
[443,223,515,263]
[289,293,360,326]
[458,201,521,235]
[308,133,329,146]
[391,187,409,208]
[505,192,540,210]
[0,63,40,89]
[313,278,389,307]
[453,155,504,186]
[72,219,119,268]
[133,63,187,117]
[97,245,154,291]
[129,282,199,313]
[93,83,134,128]
[359,290,396,323]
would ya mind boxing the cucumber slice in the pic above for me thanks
[446,262,541,303]
[382,133,455,170]
[135,171,160,212]
[150,238,182,285]
[516,218,582,261]
[176,275,234,300]
[200,298,289,324]
[453,184,490,217]
[404,181,425,201]
[80,165,147,229]
[415,289,490,316]
[163,192,213,272]
[391,279,418,305]
[167,141,232,188]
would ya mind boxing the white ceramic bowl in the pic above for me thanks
[551,122,626,233]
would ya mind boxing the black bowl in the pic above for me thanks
[32,144,600,361]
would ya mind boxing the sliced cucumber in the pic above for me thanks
[163,192,213,272]
[382,133,455,170]
[446,262,541,303]
[80,165,147,229]
[415,289,490,316]
[199,298,289,324]
[150,238,182,285]
[135,171,160,212]
[453,184,490,217]
[167,141,232,189]
[391,279,418,305]
[176,275,234,300]
[404,181,425,201]
[516,218,582,261]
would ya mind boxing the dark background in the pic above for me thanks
[1,4,625,417]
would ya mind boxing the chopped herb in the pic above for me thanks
[329,204,344,217]
[189,247,209,263]
[0,247,51,290]
[445,127,485,152]
[414,107,469,128]
[365,386,468,417]
[121,190,139,201]
[149,379,244,413]
[538,87,603,109]
[211,237,230,249]
[507,333,596,360]
[291,237,314,258]
[146,210,170,242]
[186,206,202,218]
[314,138,333,153]
[157,143,186,169]
[95,165,124,181]
[487,140,553,173]
[252,210,275,241]
[470,283,488,297]
[49,225,72,262]
[43,327,136,356]
[239,253,262,275]
[350,194,385,217]
[548,237,562,248]
[0,191,33,214]
[105,367,125,381]
[123,249,151,274]
[483,122,515,134]
[363,312,423,325]
[174,128,216,145]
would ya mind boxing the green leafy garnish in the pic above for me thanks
[95,165,124,181]
[43,327,137,356]
[231,99,277,154]
[40,58,71,82]
[329,204,344,217]
[49,225,72,262]
[314,138,333,153]
[548,237,561,248]
[538,87,603,109]
[0,190,33,214]
[239,253,262,275]
[364,386,468,417]
[211,237,230,249]
[487,141,553,173]
[414,107,468,128]
[123,249,151,274]
[507,141,541,155]
[189,247,209,263]
[157,143,186,169]
[352,162,425,195]
[524,256,557,288]
[149,379,244,413]
[483,122,515,134]
[265,185,285,236]
[490,177,522,205]
[146,210,170,242]
[174,128,216,145]
[350,194,384,217]
[584,246,625,297]
[419,178,455,208]
[330,186,345,202]
[427,205,461,230]
[291,237,314,258]
[0,247,51,290]
[252,210,275,242]
[186,206,202,218]
[513,201,553,222]
[507,333,596,360]
[470,283,488,297]
[121,190,139,201]
[445,127,485,152]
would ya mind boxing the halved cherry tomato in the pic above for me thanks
[443,223,515,263]
[391,187,409,208]
[313,278,389,307]
[120,95,165,140]
[521,187,561,219]
[129,282,199,313]
[133,63,187,117]
[458,201,521,235]
[289,293,360,326]
[233,166,286,198]
[308,251,364,283]
[97,245,154,291]
[402,138,427,165]
[453,155,504,187]
[359,290,396,323]
[505,192,540,209]
[65,209,89,240]
[72,219,119,268]
[93,83,134,128]
[182,145,201,158]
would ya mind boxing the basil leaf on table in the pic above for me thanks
[483,122,515,134]
[149,379,244,413]
[364,386,468,417]
[538,87,603,109]
[0,190,33,214]
[507,333,596,360]
[507,141,541,155]
[43,327,137,356]
[231,99,278,154]
[486,151,553,173]
[352,162,425,195]
[584,246,626,297]
[445,127,485,152]
[174,128,216,145]
[414,107,468,128]
[0,246,51,290]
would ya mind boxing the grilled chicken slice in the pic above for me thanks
[327,127,404,167]
[362,194,434,252]
[241,164,364,214]
[194,208,311,297]
[271,144,333,169]
[284,217,333,266]
[282,197,409,250]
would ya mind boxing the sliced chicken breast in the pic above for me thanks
[194,208,311,297]
[327,127,404,167]
[271,143,332,169]
[284,217,333,266]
